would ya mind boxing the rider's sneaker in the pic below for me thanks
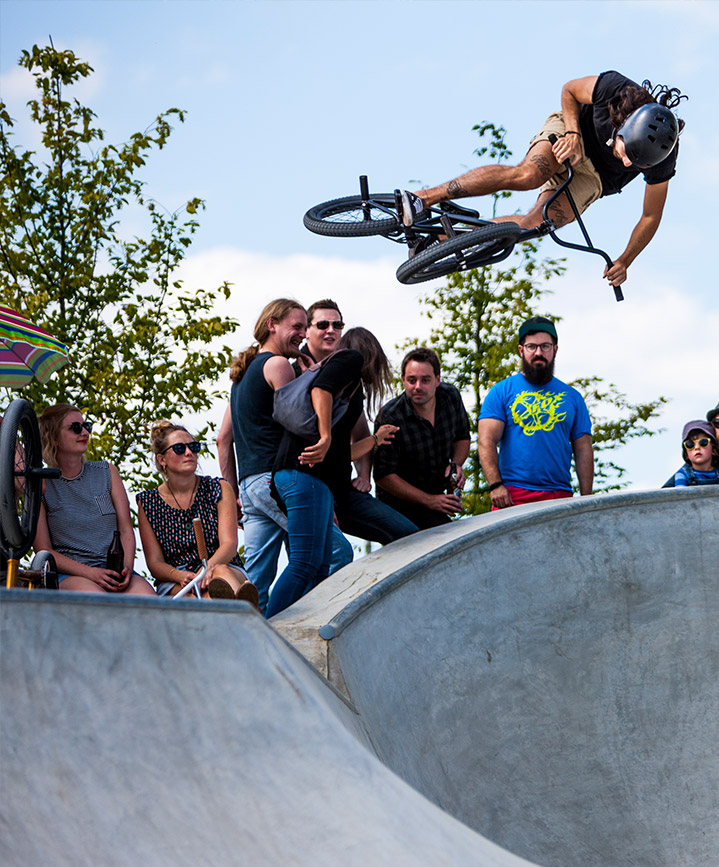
[400,190,428,227]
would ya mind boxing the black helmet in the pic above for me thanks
[616,104,678,169]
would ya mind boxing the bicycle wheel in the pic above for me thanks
[29,550,59,590]
[396,223,521,284]
[304,194,401,237]
[0,398,43,558]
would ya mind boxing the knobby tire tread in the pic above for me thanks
[304,194,401,237]
[0,398,43,557]
[396,223,521,284]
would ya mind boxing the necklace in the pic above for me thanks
[165,475,199,529]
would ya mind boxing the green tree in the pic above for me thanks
[401,123,666,514]
[0,44,238,486]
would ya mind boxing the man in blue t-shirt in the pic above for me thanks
[399,72,685,289]
[478,316,593,510]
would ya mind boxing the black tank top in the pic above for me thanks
[231,352,285,480]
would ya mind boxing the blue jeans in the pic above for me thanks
[265,470,335,618]
[335,488,418,544]
[240,472,353,613]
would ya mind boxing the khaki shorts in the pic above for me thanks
[528,112,603,215]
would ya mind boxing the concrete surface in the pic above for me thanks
[1,487,718,866]
[0,592,532,867]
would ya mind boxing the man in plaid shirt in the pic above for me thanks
[373,348,471,530]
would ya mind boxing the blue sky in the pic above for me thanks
[1,0,718,491]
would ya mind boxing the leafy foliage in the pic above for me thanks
[0,45,238,486]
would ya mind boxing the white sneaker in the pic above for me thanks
[400,190,428,227]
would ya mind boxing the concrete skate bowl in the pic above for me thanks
[277,486,719,866]
[1,487,717,866]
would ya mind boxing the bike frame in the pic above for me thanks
[358,132,623,301]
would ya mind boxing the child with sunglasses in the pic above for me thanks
[34,403,156,595]
[137,420,258,605]
[673,421,719,486]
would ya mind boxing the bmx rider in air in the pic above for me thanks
[400,71,686,288]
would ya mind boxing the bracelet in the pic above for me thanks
[563,130,580,136]
[169,567,177,579]
[488,481,504,492]
[371,433,379,449]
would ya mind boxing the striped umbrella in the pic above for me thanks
[0,306,69,388]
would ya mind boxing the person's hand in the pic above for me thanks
[299,435,331,467]
[86,567,123,592]
[552,133,583,166]
[489,484,514,510]
[296,353,315,374]
[444,462,467,491]
[177,568,200,588]
[426,493,462,515]
[375,424,399,446]
[201,563,217,589]
[352,476,372,493]
[115,566,132,592]
[603,259,627,286]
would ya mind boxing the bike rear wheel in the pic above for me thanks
[304,194,401,237]
[0,398,43,558]
[396,223,521,284]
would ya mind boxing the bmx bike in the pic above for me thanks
[0,398,61,589]
[304,134,624,302]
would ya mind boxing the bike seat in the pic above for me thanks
[439,200,482,220]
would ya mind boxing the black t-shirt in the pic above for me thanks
[273,349,364,500]
[579,70,678,197]
[230,352,285,480]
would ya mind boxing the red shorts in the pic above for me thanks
[492,486,572,510]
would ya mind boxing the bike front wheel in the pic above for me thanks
[0,398,43,558]
[396,223,521,284]
[304,194,401,237]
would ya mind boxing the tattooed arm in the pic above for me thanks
[552,75,598,165]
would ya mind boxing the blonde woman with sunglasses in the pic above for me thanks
[34,403,155,595]
[137,420,258,605]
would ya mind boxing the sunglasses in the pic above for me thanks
[683,437,712,450]
[312,320,345,331]
[161,441,201,456]
[67,421,93,434]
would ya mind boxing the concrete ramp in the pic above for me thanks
[294,487,719,866]
[0,592,530,866]
[2,487,718,866]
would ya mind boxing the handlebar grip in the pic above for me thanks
[612,284,624,302]
[548,133,558,145]
[193,517,209,562]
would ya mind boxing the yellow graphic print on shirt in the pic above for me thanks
[510,390,567,436]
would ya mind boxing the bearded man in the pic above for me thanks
[477,316,593,510]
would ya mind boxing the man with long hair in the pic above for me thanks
[217,298,353,612]
[400,72,686,288]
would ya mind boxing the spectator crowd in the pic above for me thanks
[24,298,719,616]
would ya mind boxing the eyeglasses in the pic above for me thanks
[712,419,719,429]
[311,320,345,331]
[161,441,201,456]
[67,421,93,434]
[683,438,712,450]
[522,342,555,354]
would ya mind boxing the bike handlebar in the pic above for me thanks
[546,134,623,302]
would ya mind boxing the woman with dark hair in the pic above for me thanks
[137,420,258,604]
[33,403,155,595]
[266,328,418,618]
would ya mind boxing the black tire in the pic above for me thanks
[396,223,521,284]
[304,194,401,237]
[0,399,43,558]
[30,550,59,590]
